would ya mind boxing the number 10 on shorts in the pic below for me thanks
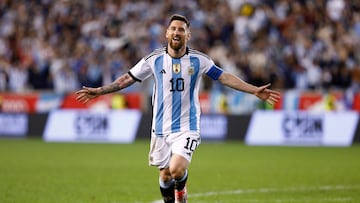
[184,137,198,151]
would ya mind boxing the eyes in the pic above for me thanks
[169,26,186,34]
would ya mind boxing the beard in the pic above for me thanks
[169,39,184,51]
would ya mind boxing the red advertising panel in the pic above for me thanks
[60,93,142,110]
[352,93,360,111]
[199,92,210,113]
[273,94,283,110]
[124,93,142,109]
[298,92,322,110]
[61,93,113,109]
[299,91,345,111]
[0,93,39,113]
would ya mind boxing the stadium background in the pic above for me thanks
[1,1,360,203]
[1,0,360,141]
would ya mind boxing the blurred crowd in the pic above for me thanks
[0,0,360,94]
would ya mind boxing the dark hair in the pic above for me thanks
[169,14,190,28]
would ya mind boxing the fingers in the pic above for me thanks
[75,89,88,95]
[265,91,281,106]
[75,86,91,94]
[260,85,281,106]
[269,91,281,100]
[75,86,93,104]
[76,93,90,104]
[262,83,271,89]
[76,87,92,104]
[259,84,281,97]
[266,95,279,105]
[266,99,274,106]
[266,98,275,106]
[258,83,271,92]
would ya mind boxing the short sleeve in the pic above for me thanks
[128,58,153,82]
[196,54,224,80]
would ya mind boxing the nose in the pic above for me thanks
[173,29,180,35]
[174,27,184,35]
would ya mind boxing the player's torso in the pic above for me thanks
[151,53,203,135]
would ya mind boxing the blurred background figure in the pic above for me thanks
[0,0,359,111]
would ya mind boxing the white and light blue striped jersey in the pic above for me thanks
[129,47,223,136]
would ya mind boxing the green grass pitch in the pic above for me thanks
[0,138,359,203]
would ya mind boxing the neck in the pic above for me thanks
[167,45,187,58]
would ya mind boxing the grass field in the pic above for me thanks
[0,138,359,203]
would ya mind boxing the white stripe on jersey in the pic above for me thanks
[129,47,223,136]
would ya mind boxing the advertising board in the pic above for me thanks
[245,111,358,146]
[44,109,141,143]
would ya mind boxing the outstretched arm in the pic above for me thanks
[76,73,136,104]
[218,72,281,105]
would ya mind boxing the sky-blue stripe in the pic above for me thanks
[154,56,164,135]
[172,58,182,132]
[189,57,200,131]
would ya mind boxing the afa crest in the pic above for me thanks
[188,66,194,75]
[173,64,181,74]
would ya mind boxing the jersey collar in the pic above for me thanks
[165,46,189,58]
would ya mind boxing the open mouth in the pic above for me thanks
[172,36,181,42]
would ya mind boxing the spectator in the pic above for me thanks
[0,0,359,97]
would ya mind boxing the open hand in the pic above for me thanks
[254,84,281,106]
[75,86,101,104]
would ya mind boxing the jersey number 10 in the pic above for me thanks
[170,78,185,92]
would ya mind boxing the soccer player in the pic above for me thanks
[76,14,280,203]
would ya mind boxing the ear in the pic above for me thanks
[186,31,191,41]
[165,28,170,39]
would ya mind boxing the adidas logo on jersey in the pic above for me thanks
[160,69,166,74]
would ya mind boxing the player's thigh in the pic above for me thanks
[171,131,201,163]
[149,134,171,169]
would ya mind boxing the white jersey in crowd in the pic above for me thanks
[129,47,223,136]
